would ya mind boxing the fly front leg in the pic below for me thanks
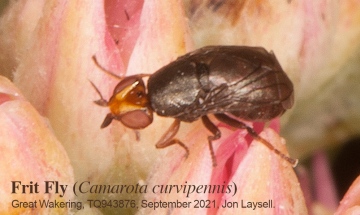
[201,115,221,167]
[155,119,189,157]
[214,113,298,167]
[89,81,115,128]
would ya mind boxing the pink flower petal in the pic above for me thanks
[217,128,307,215]
[104,0,144,67]
[140,120,303,215]
[0,76,74,214]
[312,150,339,211]
[296,165,313,214]
[336,176,360,215]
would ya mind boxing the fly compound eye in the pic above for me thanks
[119,109,153,129]
[109,77,153,129]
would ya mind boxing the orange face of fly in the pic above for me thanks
[89,75,153,130]
[107,77,153,129]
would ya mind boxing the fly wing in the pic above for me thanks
[196,46,294,121]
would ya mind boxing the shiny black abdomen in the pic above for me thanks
[147,46,294,122]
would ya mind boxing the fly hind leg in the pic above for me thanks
[214,113,298,167]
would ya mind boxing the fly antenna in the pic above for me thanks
[92,55,123,80]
